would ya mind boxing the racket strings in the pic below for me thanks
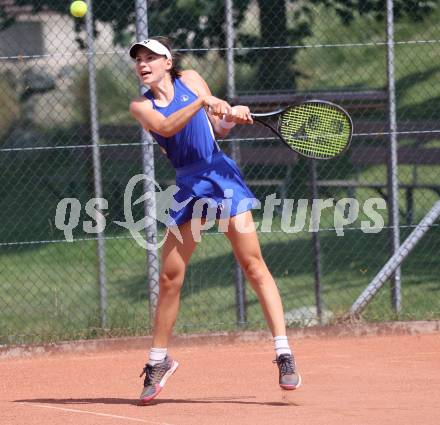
[279,103,351,159]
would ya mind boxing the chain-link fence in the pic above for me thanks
[1,0,439,345]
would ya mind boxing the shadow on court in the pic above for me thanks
[14,396,295,407]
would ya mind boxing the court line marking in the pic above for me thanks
[18,402,173,425]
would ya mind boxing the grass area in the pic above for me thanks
[1,208,439,345]
[297,5,440,109]
[233,3,440,121]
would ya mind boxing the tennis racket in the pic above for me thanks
[251,100,353,160]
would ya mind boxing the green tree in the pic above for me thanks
[1,0,437,91]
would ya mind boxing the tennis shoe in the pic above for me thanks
[139,356,179,404]
[274,353,301,390]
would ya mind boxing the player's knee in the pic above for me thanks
[159,270,184,294]
[242,258,267,284]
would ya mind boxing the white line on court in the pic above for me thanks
[18,402,174,425]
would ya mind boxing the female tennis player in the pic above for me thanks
[129,36,301,404]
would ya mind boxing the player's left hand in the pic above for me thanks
[227,106,253,124]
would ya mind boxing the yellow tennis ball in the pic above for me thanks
[70,1,88,18]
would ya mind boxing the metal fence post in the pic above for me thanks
[225,0,247,327]
[386,0,401,313]
[134,0,160,326]
[85,0,107,328]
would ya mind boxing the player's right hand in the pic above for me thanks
[230,105,253,124]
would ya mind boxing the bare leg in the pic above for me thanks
[224,211,287,336]
[151,220,198,347]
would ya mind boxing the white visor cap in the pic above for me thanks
[129,39,172,59]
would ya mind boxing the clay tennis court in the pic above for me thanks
[1,324,439,425]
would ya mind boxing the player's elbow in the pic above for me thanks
[129,101,148,128]
[129,101,139,118]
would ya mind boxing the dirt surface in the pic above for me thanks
[1,331,439,425]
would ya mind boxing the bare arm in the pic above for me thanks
[130,95,205,137]
[180,70,253,138]
[130,75,233,137]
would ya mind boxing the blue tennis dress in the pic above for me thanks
[145,77,257,226]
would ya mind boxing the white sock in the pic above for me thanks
[148,347,167,366]
[274,335,292,357]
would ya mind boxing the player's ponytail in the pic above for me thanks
[151,36,182,81]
